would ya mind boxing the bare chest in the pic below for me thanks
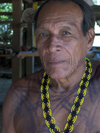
[13,89,100,133]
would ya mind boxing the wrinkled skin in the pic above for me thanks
[36,1,93,83]
[2,1,100,133]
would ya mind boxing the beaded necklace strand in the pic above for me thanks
[40,58,92,133]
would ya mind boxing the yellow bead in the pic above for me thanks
[83,89,87,96]
[48,109,52,115]
[43,111,46,118]
[47,78,50,84]
[71,105,75,112]
[73,115,77,123]
[46,85,49,90]
[64,123,68,130]
[89,68,92,73]
[45,120,50,127]
[40,85,43,91]
[46,92,49,99]
[42,78,44,84]
[80,97,84,105]
[74,96,79,103]
[85,81,89,87]
[79,80,83,86]
[41,93,44,101]
[76,106,81,114]
[51,117,56,124]
[44,72,46,77]
[67,113,71,121]
[69,125,74,132]
[47,101,50,108]
[55,125,61,132]
[77,88,81,95]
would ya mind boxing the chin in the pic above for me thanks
[43,62,71,79]
[45,69,67,79]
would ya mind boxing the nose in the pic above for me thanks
[46,34,62,53]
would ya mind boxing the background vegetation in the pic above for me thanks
[0,3,13,46]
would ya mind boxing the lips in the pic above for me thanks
[47,60,66,65]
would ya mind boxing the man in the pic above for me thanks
[1,0,100,133]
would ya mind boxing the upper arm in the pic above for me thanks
[1,84,18,133]
[1,75,37,133]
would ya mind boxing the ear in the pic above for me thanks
[86,28,95,52]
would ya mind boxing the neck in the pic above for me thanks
[49,61,86,92]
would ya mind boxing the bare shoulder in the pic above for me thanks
[91,59,100,74]
[12,69,44,89]
[90,59,100,84]
[3,69,44,112]
[89,60,100,93]
[1,69,44,133]
[84,60,100,132]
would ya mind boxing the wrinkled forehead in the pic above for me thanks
[37,1,84,28]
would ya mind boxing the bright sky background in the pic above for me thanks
[93,24,100,47]
[92,0,100,47]
[92,0,100,5]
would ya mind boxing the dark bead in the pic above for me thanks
[78,93,83,99]
[43,97,48,103]
[46,115,51,121]
[42,89,47,95]
[85,70,89,75]
[55,131,60,133]
[75,101,80,108]
[86,59,89,63]
[68,119,73,126]
[71,111,76,117]
[43,82,47,87]
[87,64,90,68]
[81,84,85,90]
[44,74,48,80]
[83,77,88,82]
[50,123,55,129]
[44,106,49,112]
[64,128,69,133]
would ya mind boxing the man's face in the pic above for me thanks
[36,1,92,79]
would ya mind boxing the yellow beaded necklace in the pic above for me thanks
[40,58,92,133]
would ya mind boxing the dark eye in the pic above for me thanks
[39,33,48,37]
[62,31,70,35]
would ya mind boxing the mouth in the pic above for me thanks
[47,60,66,65]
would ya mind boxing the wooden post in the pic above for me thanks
[12,0,22,82]
[26,2,34,76]
[26,23,34,76]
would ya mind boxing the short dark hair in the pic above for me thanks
[34,0,95,36]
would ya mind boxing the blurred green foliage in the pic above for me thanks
[0,3,13,21]
[0,3,13,46]
[0,24,13,45]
